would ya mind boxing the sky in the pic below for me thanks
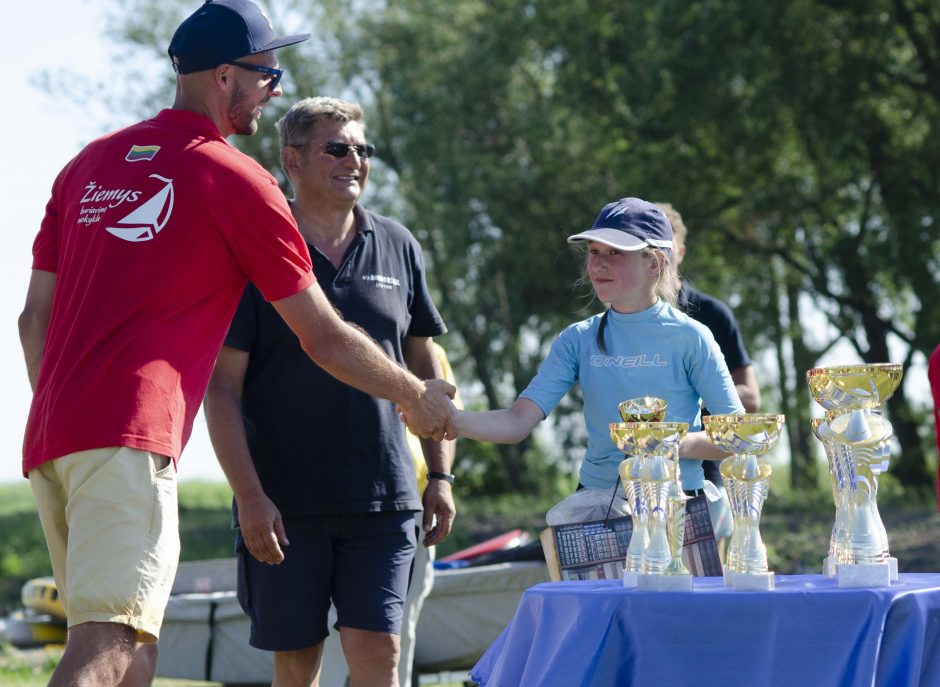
[0,0,226,483]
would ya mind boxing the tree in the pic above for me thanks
[95,0,940,496]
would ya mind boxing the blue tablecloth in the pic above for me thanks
[470,573,940,687]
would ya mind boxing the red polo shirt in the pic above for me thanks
[24,109,314,473]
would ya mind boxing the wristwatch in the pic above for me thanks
[428,471,455,485]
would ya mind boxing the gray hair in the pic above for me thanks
[276,97,365,149]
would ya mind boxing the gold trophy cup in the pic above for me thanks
[703,413,785,591]
[630,421,691,591]
[807,364,902,587]
[610,397,667,587]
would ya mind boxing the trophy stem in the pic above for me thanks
[621,456,648,573]
[641,456,672,575]
[740,475,769,574]
[720,456,743,573]
[664,486,691,575]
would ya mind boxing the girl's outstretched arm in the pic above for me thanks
[455,398,545,444]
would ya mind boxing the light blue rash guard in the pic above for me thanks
[519,300,744,491]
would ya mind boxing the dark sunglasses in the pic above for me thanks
[323,141,376,159]
[226,61,283,91]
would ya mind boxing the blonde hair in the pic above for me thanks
[644,246,680,307]
[656,202,687,252]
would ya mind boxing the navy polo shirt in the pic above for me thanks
[678,282,751,372]
[679,280,752,485]
[225,205,446,518]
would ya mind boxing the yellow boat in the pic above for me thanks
[21,576,66,620]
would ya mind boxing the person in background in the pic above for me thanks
[454,197,744,498]
[657,203,762,560]
[929,344,940,511]
[205,97,454,687]
[18,3,454,685]
[318,342,461,687]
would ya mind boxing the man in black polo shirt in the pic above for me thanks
[657,203,762,560]
[205,97,455,687]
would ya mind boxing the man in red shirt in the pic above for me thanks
[17,2,455,685]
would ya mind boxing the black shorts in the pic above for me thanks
[236,511,416,651]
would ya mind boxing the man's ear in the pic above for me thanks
[214,64,232,89]
[281,146,301,178]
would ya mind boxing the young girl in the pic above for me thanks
[455,197,744,494]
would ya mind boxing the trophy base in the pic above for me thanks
[837,562,891,588]
[623,570,640,588]
[638,573,693,592]
[728,570,775,591]
[888,557,898,581]
[823,556,836,577]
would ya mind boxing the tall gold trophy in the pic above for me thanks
[610,397,666,588]
[703,414,785,591]
[633,421,691,591]
[807,364,901,587]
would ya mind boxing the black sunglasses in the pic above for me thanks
[226,61,283,91]
[323,141,376,159]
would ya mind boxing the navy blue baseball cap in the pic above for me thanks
[568,197,674,252]
[168,0,310,74]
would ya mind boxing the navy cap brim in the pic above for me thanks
[567,228,650,251]
[256,33,310,53]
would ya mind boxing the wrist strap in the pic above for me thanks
[428,471,455,485]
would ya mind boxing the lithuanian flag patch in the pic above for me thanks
[125,145,161,162]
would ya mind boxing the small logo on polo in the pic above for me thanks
[362,274,401,290]
[125,145,161,162]
[105,174,175,242]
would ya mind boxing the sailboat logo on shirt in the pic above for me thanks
[104,174,175,242]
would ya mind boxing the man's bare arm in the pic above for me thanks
[19,270,56,391]
[204,346,287,564]
[405,337,456,546]
[731,365,761,413]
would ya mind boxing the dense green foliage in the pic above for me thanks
[51,0,940,496]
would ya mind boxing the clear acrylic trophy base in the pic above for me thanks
[837,562,891,588]
[727,570,775,591]
[638,573,693,592]
[623,570,639,588]
[822,556,836,577]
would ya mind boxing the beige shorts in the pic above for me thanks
[29,446,180,642]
